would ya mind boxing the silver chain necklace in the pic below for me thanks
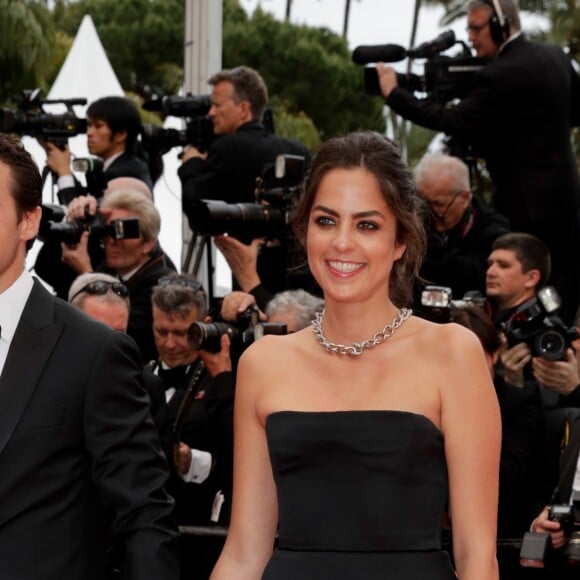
[312,307,412,356]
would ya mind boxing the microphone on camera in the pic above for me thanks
[351,44,408,65]
[407,30,456,59]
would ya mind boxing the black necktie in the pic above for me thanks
[158,365,189,390]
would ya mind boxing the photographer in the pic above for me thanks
[378,0,580,323]
[528,414,580,578]
[487,233,580,408]
[57,189,175,361]
[35,96,158,299]
[148,273,234,578]
[413,152,510,304]
[179,66,310,210]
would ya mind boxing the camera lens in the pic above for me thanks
[534,329,568,361]
[188,321,239,353]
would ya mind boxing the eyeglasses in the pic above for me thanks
[466,20,489,34]
[70,280,129,303]
[156,275,204,293]
[425,190,465,222]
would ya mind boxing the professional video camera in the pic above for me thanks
[140,94,214,154]
[39,203,140,245]
[520,492,580,568]
[352,30,488,105]
[0,88,87,149]
[501,286,578,361]
[417,285,486,324]
[187,153,307,243]
[188,305,287,353]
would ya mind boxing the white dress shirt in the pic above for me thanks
[0,270,34,377]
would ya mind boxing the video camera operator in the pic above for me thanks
[413,152,510,307]
[377,0,580,324]
[34,96,160,299]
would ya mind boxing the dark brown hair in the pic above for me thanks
[292,131,426,307]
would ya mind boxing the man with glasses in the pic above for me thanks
[0,133,179,579]
[378,0,580,324]
[413,152,509,306]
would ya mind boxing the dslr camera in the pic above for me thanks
[39,203,140,245]
[520,492,580,568]
[501,287,578,361]
[187,154,307,243]
[188,305,286,354]
[0,88,87,150]
[140,94,214,154]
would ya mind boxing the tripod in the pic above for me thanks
[182,230,216,304]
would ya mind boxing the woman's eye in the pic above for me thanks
[315,215,334,226]
[358,221,378,231]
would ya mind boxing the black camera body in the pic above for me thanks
[501,288,577,361]
[39,203,140,245]
[0,89,87,149]
[520,493,580,568]
[188,306,287,353]
[188,154,306,243]
[141,94,214,154]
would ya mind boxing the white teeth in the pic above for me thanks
[328,261,362,273]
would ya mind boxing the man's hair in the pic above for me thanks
[466,0,521,31]
[69,272,131,311]
[292,131,426,308]
[100,189,160,242]
[151,273,208,320]
[0,134,42,251]
[414,152,471,197]
[0,134,42,221]
[209,66,268,122]
[87,96,143,151]
[265,289,324,331]
[491,232,551,287]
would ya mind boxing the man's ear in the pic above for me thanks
[19,206,42,243]
[141,238,157,256]
[113,129,127,146]
[238,100,252,122]
[524,268,541,289]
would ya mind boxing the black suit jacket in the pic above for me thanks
[0,280,178,579]
[179,121,311,211]
[387,35,580,226]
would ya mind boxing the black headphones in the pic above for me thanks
[485,0,510,45]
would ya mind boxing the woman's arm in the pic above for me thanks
[440,324,501,580]
[210,344,279,580]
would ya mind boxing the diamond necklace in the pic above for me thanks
[312,307,412,356]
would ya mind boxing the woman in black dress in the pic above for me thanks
[211,131,501,580]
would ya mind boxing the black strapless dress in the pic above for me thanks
[262,411,456,580]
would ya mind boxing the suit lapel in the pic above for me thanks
[0,281,63,457]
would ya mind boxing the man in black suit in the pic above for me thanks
[60,189,175,362]
[412,151,510,305]
[148,273,235,579]
[0,134,179,578]
[35,96,157,299]
[378,0,580,323]
[179,66,311,299]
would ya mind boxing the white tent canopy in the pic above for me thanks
[25,14,182,273]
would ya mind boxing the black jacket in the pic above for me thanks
[418,195,510,300]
